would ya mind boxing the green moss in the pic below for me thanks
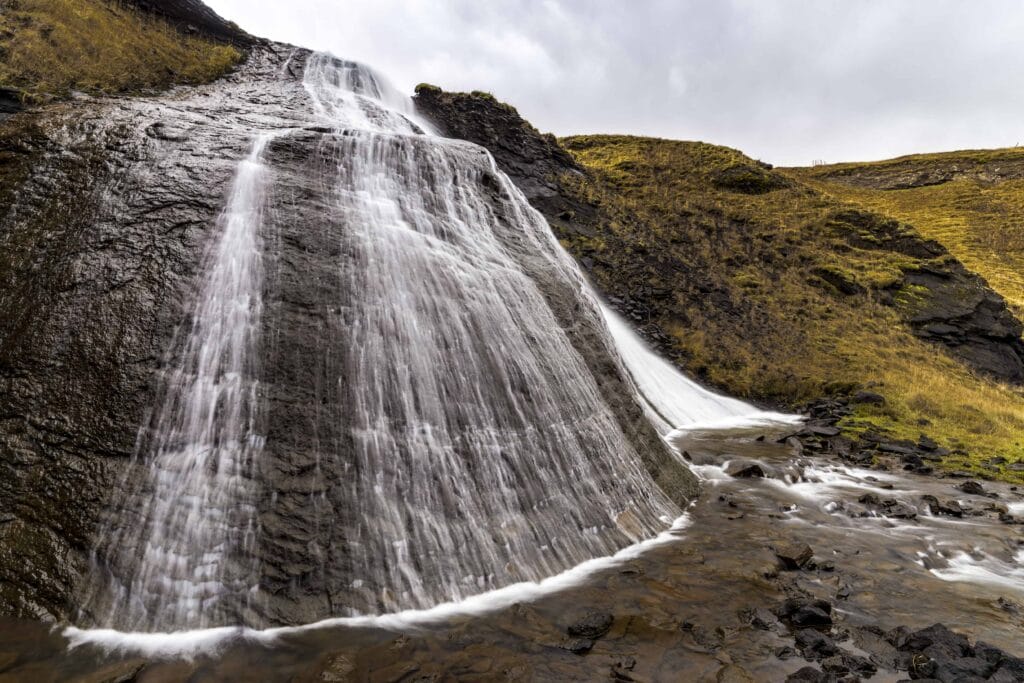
[0,0,242,102]
[556,134,1024,480]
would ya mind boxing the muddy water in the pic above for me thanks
[1,425,1021,681]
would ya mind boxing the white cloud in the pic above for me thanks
[206,0,1024,165]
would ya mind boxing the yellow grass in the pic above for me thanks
[0,0,241,101]
[560,135,1024,480]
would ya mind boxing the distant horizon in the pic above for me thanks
[207,0,1024,167]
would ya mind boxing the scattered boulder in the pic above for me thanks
[749,607,782,631]
[857,493,917,519]
[957,480,989,496]
[920,495,965,517]
[561,637,595,655]
[851,390,886,405]
[567,612,613,639]
[726,462,766,478]
[778,598,833,627]
[774,541,815,570]
[785,667,831,683]
[712,164,792,194]
[794,628,839,657]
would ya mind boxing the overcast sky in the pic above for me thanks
[207,0,1024,166]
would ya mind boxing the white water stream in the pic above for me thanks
[80,51,793,634]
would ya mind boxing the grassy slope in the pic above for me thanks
[558,135,1024,479]
[0,0,241,101]
[792,149,1024,319]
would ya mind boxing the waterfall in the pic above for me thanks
[600,305,798,434]
[83,50,771,631]
[287,53,679,614]
[83,135,273,630]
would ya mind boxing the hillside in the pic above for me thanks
[415,90,1024,482]
[0,0,243,106]
[792,149,1024,321]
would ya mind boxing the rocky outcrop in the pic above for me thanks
[123,0,253,45]
[413,85,598,242]
[829,209,1024,383]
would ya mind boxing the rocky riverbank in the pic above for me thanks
[2,422,1022,681]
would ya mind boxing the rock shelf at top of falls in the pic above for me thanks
[0,46,714,630]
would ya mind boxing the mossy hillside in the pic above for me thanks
[557,135,1024,480]
[793,151,1024,320]
[0,0,241,102]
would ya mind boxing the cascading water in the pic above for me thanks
[82,135,274,630]
[81,50,776,632]
[282,52,680,615]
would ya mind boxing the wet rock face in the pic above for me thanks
[0,45,307,621]
[1,46,693,625]
[412,86,598,241]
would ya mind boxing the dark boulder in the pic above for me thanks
[726,462,766,478]
[567,612,613,639]
[712,164,792,195]
[795,628,840,657]
[851,390,886,405]
[920,495,964,517]
[957,480,988,496]
[778,598,833,627]
[785,667,831,683]
[774,541,814,570]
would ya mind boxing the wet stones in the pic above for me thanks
[883,622,1024,683]
[773,541,814,570]
[562,611,613,654]
[785,667,831,682]
[566,611,613,639]
[777,598,833,627]
[856,493,917,519]
[726,462,766,478]
[957,480,995,497]
[794,628,839,657]
[920,495,965,517]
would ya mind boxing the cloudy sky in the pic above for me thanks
[207,0,1024,166]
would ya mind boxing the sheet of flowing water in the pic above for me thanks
[600,305,799,434]
[298,53,682,614]
[82,135,273,630]
[81,52,783,631]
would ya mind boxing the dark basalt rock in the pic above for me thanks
[785,667,832,683]
[778,598,833,627]
[0,89,23,122]
[920,495,964,517]
[124,0,254,45]
[566,611,613,639]
[774,541,814,570]
[726,462,766,478]
[826,210,1024,384]
[794,628,839,656]
[413,86,582,206]
[0,46,304,621]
